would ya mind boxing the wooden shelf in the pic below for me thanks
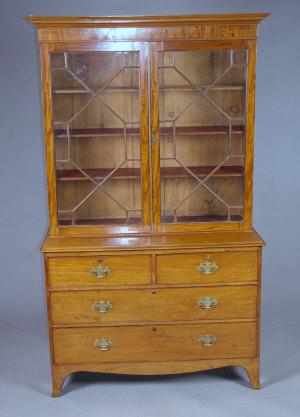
[160,125,245,136]
[53,84,245,94]
[58,214,242,226]
[56,166,244,181]
[160,166,244,178]
[161,215,243,223]
[53,87,139,94]
[59,218,142,226]
[57,167,141,181]
[54,125,245,138]
[55,127,140,138]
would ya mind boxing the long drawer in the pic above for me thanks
[50,285,257,324]
[157,251,258,284]
[53,322,257,364]
[48,254,151,287]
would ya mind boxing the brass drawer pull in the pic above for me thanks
[198,334,217,347]
[90,258,110,279]
[94,338,114,351]
[92,300,112,314]
[197,255,218,275]
[197,296,217,309]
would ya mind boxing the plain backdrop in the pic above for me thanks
[0,0,300,416]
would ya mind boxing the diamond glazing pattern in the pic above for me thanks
[159,50,247,223]
[51,51,141,225]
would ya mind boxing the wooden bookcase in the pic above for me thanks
[28,13,268,396]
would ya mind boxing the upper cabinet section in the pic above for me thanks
[28,14,269,235]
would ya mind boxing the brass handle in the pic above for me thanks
[197,297,217,309]
[197,255,218,275]
[94,338,114,351]
[92,300,112,314]
[90,258,110,279]
[198,334,217,347]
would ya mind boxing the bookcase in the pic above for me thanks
[28,13,268,396]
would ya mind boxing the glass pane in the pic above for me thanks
[158,49,247,224]
[51,51,142,227]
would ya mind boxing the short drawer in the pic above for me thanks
[48,255,151,288]
[157,251,258,284]
[53,321,257,364]
[50,285,257,325]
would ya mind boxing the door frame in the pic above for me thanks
[149,40,256,233]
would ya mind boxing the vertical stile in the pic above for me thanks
[150,43,162,230]
[40,43,59,235]
[244,40,257,229]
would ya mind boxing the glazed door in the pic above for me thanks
[150,42,253,232]
[45,43,150,234]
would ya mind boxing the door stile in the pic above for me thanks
[150,43,162,229]
[40,43,59,235]
[243,39,257,229]
[140,43,151,228]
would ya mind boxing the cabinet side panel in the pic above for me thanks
[40,44,58,234]
[243,40,257,228]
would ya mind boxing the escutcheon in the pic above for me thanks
[197,296,218,309]
[198,334,217,347]
[92,300,112,313]
[197,255,218,275]
[90,259,111,279]
[94,338,114,351]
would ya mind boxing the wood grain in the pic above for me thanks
[48,254,151,287]
[50,285,257,324]
[27,14,270,28]
[41,230,265,252]
[243,40,257,229]
[40,43,59,235]
[53,321,257,364]
[140,43,151,227]
[51,356,260,396]
[150,43,161,227]
[157,251,258,284]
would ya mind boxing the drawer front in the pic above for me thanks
[51,286,257,324]
[53,322,257,364]
[157,251,258,284]
[48,255,151,287]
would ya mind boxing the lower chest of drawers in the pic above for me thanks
[44,246,262,394]
[47,249,260,360]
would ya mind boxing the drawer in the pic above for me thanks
[157,251,258,284]
[48,255,151,288]
[50,285,257,324]
[53,322,257,364]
